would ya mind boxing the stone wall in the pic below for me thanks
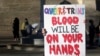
[0,0,40,37]
[0,0,82,37]
[0,0,99,37]
[46,0,79,4]
[85,0,100,30]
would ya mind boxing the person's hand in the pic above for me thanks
[42,28,47,36]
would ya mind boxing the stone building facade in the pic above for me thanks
[85,0,100,30]
[0,0,40,37]
[0,0,99,37]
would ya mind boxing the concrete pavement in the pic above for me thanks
[0,51,100,56]
[86,47,100,56]
[0,38,100,56]
[87,54,100,56]
[0,47,100,56]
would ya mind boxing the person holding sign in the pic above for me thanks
[44,5,86,56]
[89,19,95,47]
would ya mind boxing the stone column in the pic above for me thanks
[40,0,45,28]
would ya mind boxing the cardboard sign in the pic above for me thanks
[44,5,85,56]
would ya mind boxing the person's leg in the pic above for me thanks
[89,34,94,46]
[13,31,16,40]
[16,31,19,40]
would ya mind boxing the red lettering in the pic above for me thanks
[62,33,83,43]
[68,45,74,55]
[67,17,73,25]
[56,45,62,54]
[74,44,80,56]
[62,45,68,54]
[49,44,80,56]
[73,16,79,24]
[52,16,79,26]
[50,45,55,54]
[46,34,59,44]
[62,16,67,25]
[77,33,83,42]
[57,17,62,25]
[52,17,57,26]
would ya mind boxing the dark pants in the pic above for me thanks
[13,30,19,38]
[89,34,95,46]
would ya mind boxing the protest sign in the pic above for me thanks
[44,5,85,56]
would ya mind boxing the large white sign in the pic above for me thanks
[44,5,85,56]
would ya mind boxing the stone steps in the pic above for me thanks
[0,36,44,52]
[0,46,44,54]
[0,38,19,46]
[0,41,19,45]
[8,44,44,51]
